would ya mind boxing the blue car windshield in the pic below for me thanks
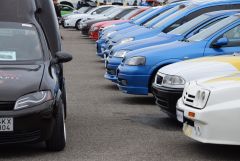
[168,14,211,35]
[133,8,161,24]
[152,4,196,29]
[144,5,186,28]
[188,15,239,42]
[131,8,154,23]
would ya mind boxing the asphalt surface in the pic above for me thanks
[0,29,240,161]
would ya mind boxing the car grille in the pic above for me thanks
[183,92,196,107]
[0,130,41,144]
[107,68,116,75]
[0,102,15,111]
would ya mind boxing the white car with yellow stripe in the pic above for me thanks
[177,72,240,145]
[152,54,240,117]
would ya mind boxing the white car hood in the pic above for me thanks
[159,55,240,82]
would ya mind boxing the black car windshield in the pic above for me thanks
[152,4,194,29]
[188,15,239,42]
[168,14,211,35]
[0,22,43,62]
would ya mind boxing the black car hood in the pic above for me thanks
[0,64,44,101]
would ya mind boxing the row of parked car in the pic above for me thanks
[68,0,240,145]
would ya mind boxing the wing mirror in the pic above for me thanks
[92,11,97,15]
[213,37,229,48]
[51,51,73,64]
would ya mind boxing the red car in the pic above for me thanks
[89,7,149,41]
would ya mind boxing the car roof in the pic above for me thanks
[0,0,61,55]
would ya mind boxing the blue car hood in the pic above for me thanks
[109,25,145,39]
[113,27,151,42]
[124,41,207,66]
[112,33,182,52]
[104,22,134,34]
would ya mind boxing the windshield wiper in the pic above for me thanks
[181,38,190,42]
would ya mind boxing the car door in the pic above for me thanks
[204,23,240,56]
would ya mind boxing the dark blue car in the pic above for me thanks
[104,10,239,83]
[117,14,240,95]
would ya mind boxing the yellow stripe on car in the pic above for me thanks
[188,56,240,70]
[205,73,240,83]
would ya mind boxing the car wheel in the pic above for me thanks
[46,99,66,151]
[75,20,81,30]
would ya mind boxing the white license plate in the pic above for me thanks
[0,118,13,132]
[176,110,184,123]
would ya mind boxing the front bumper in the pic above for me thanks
[117,67,150,95]
[63,19,74,28]
[177,99,240,145]
[81,26,90,35]
[152,84,183,117]
[0,101,55,144]
[89,31,99,40]
[96,39,106,58]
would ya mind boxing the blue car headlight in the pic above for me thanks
[125,56,146,66]
[14,91,53,110]
[119,37,134,44]
[113,50,130,58]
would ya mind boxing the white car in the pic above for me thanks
[63,5,113,29]
[152,54,240,117]
[176,72,240,145]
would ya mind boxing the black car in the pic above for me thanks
[81,6,138,35]
[0,0,72,151]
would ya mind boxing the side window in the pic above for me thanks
[223,25,240,47]
[212,25,240,47]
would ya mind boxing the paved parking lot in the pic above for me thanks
[0,29,239,161]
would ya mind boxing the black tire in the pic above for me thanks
[75,20,81,30]
[46,99,66,151]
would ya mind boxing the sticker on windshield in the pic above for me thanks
[0,51,16,61]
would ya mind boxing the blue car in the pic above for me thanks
[96,2,186,58]
[117,13,240,95]
[108,0,240,48]
[104,10,239,83]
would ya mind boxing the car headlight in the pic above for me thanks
[162,75,186,88]
[106,31,117,37]
[14,91,53,110]
[125,56,146,66]
[193,89,210,109]
[113,50,130,58]
[119,37,134,44]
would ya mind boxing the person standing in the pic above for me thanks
[53,0,62,18]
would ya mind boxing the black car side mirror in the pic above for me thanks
[51,51,72,64]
